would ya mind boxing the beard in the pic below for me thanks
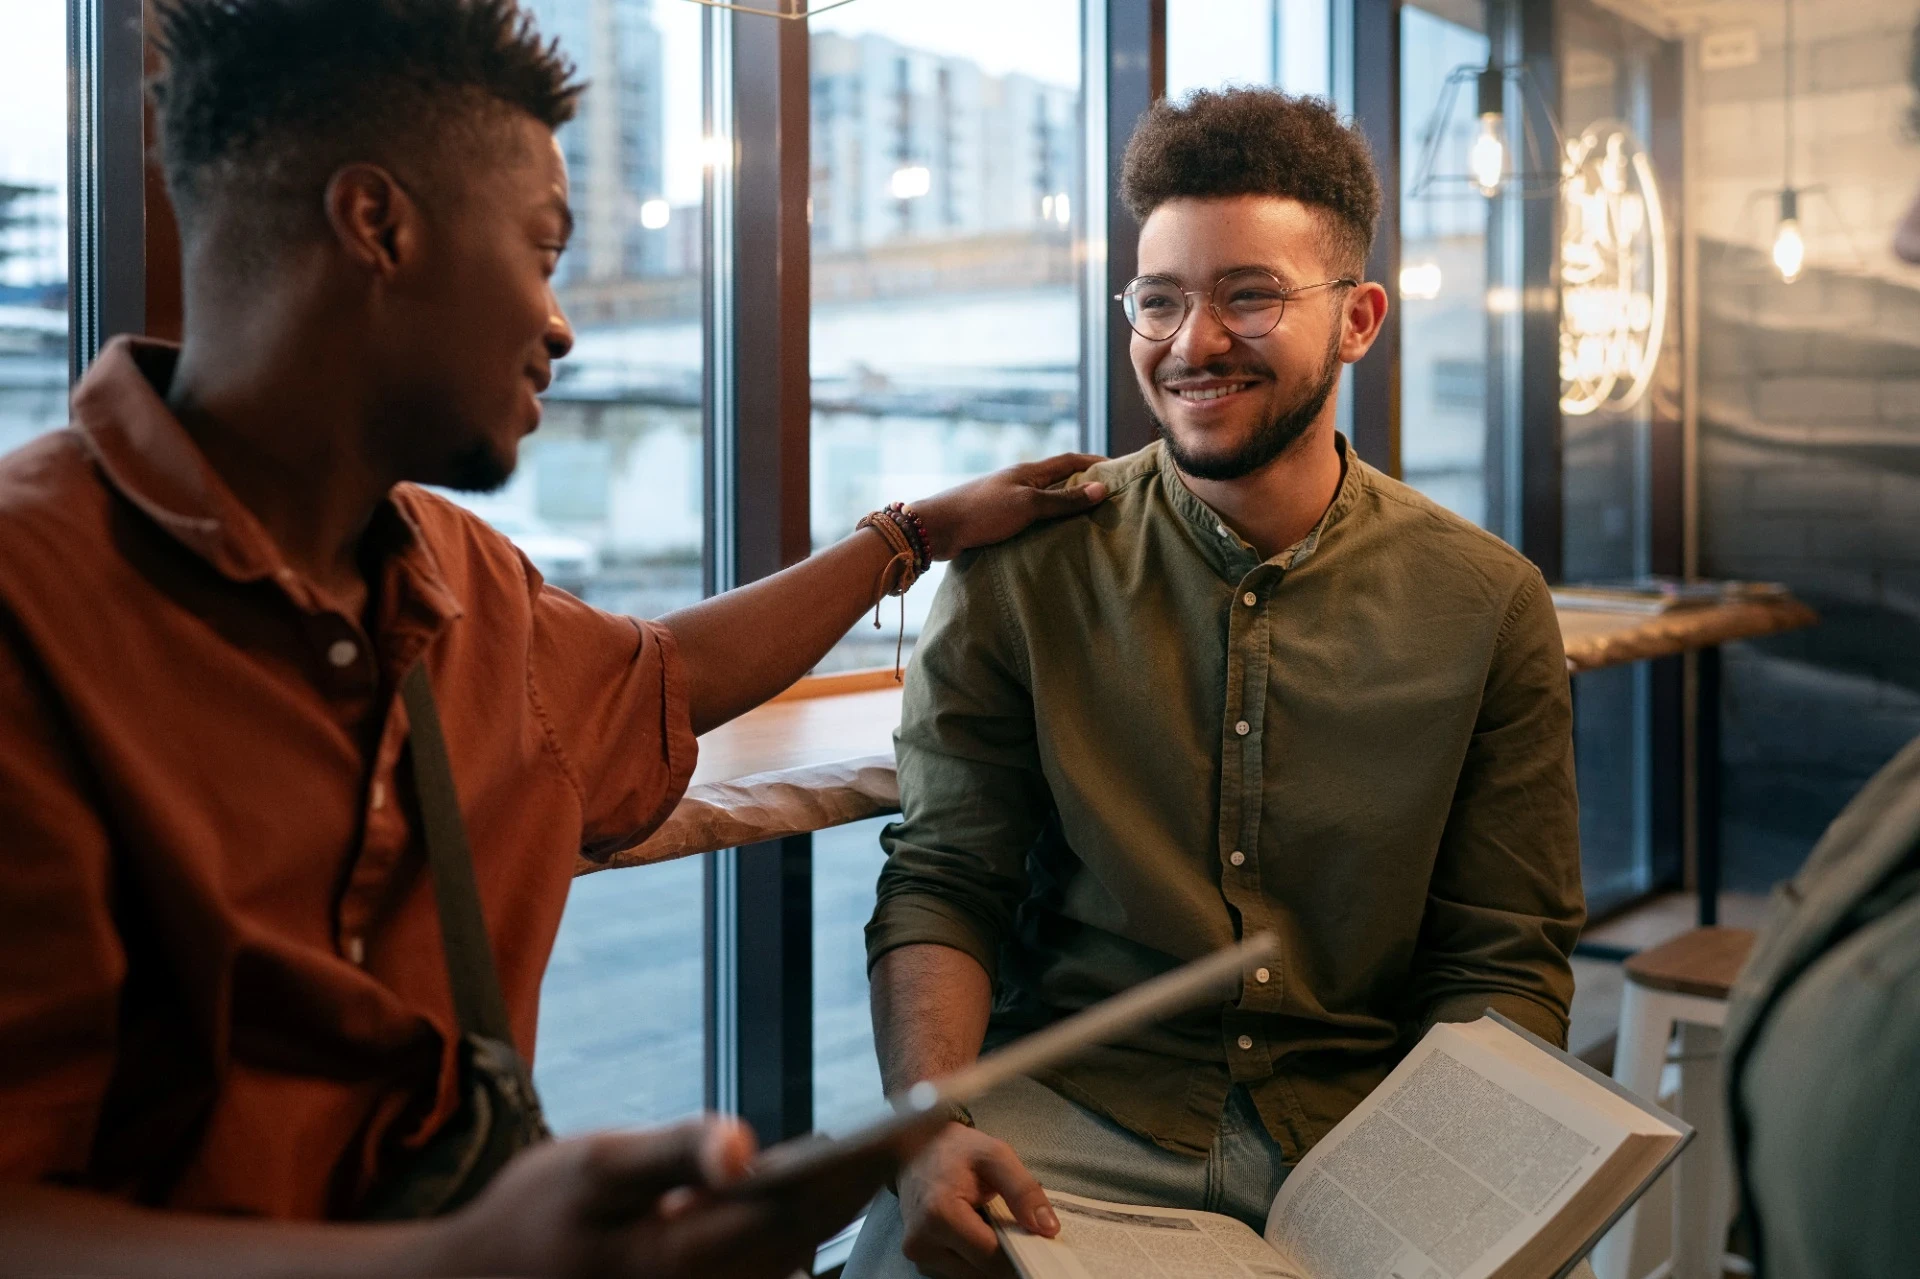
[1149,329,1345,482]
[440,439,516,494]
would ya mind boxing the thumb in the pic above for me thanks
[1023,451,1108,487]
[1028,479,1108,517]
[581,1117,756,1223]
[977,1144,1058,1238]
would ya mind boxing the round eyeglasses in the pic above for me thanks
[1116,270,1359,342]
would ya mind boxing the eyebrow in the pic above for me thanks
[1139,264,1297,287]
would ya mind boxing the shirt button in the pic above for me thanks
[1242,591,1258,606]
[370,781,386,811]
[327,639,358,668]
[1238,1034,1254,1050]
[1229,850,1246,867]
[1255,967,1271,983]
[1234,720,1250,736]
[344,935,366,966]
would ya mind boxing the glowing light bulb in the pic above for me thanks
[1771,190,1804,283]
[1471,113,1506,197]
[1772,218,1804,282]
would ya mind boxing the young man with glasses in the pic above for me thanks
[847,90,1585,1279]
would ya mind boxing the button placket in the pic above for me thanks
[1225,568,1280,1014]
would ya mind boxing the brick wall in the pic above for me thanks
[1693,0,1920,887]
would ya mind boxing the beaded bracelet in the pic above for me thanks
[855,504,931,680]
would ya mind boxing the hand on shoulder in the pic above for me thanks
[911,454,1109,562]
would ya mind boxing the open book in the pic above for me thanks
[990,1013,1690,1279]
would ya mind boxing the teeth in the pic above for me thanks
[1175,385,1246,401]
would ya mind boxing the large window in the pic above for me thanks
[0,3,68,455]
[524,0,708,1133]
[1166,0,1329,99]
[807,0,1084,674]
[1398,5,1496,527]
[805,0,1085,1129]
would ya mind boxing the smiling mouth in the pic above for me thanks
[1166,381,1258,402]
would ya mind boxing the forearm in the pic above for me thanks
[0,1184,455,1279]
[870,943,994,1096]
[660,529,897,735]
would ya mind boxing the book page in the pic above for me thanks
[991,1192,1308,1279]
[1262,1021,1632,1279]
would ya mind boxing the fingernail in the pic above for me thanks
[1037,1207,1060,1234]
[1083,482,1108,500]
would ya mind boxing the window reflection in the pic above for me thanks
[0,2,68,457]
[1399,4,1494,527]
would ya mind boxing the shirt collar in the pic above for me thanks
[69,336,462,625]
[1155,431,1361,581]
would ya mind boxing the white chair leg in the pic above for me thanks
[1671,1021,1730,1279]
[1593,982,1678,1279]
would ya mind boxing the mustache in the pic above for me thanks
[1153,359,1275,385]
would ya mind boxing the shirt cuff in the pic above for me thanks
[865,892,1002,983]
[1420,990,1570,1050]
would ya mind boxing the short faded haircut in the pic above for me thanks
[151,0,583,252]
[1120,88,1382,278]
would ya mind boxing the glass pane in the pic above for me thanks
[1166,0,1330,100]
[520,0,707,1132]
[1398,5,1494,527]
[1558,6,1673,912]
[0,2,69,455]
[808,0,1084,674]
[814,815,891,1133]
[538,858,707,1131]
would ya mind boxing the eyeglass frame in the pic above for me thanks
[1114,270,1361,342]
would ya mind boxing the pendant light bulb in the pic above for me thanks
[1469,68,1507,197]
[1772,189,1804,283]
[1471,114,1506,196]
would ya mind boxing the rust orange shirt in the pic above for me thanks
[0,339,697,1217]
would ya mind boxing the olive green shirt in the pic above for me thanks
[866,438,1583,1161]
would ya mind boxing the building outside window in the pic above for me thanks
[516,0,710,1134]
[806,0,1084,1135]
[0,3,68,458]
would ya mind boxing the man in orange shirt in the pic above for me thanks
[0,1,1104,1274]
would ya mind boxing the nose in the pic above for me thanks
[544,304,574,362]
[1167,295,1235,368]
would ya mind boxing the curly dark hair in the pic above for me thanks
[152,0,582,242]
[1121,89,1382,277]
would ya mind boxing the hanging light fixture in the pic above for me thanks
[1410,61,1564,201]
[675,0,860,18]
[1468,68,1507,196]
[1770,0,1804,282]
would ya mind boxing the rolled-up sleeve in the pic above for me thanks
[866,550,1054,982]
[1407,572,1585,1046]
[529,585,698,860]
[0,624,122,1181]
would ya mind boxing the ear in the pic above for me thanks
[1337,280,1390,364]
[322,163,423,280]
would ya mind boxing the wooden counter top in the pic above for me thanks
[588,596,1816,872]
[1558,597,1817,674]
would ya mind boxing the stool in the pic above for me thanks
[1591,926,1756,1279]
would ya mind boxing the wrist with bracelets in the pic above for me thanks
[855,503,933,679]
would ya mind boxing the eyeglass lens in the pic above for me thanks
[1122,269,1289,341]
